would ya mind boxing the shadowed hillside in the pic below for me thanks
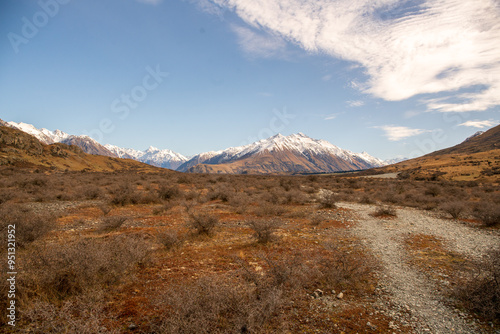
[0,125,163,172]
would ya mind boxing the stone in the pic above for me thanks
[337,292,344,299]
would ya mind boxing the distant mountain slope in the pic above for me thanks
[4,120,188,169]
[374,124,500,181]
[179,133,385,174]
[427,125,499,156]
[61,136,117,157]
[0,125,162,172]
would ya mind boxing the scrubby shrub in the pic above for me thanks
[247,220,280,244]
[109,184,141,206]
[157,184,181,201]
[371,205,397,218]
[21,235,151,300]
[318,192,337,209]
[157,230,183,250]
[151,275,284,334]
[0,205,56,248]
[153,201,175,215]
[425,185,441,197]
[440,201,465,219]
[21,295,120,334]
[98,216,127,231]
[453,248,500,321]
[187,212,219,236]
[254,203,286,217]
[473,202,500,227]
[359,194,375,205]
[81,185,102,200]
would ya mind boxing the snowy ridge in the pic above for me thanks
[7,121,70,144]
[5,120,387,172]
[104,145,188,169]
[192,133,384,166]
[105,144,145,160]
[464,131,485,142]
[5,120,187,170]
[178,133,386,172]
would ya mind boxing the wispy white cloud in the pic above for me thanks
[231,25,286,58]
[404,110,421,119]
[458,120,498,128]
[347,100,364,107]
[206,0,500,112]
[324,113,338,120]
[258,92,273,97]
[136,0,162,5]
[374,125,429,141]
[322,74,332,82]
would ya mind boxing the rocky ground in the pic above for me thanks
[342,202,500,334]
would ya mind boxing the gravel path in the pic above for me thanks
[341,202,500,334]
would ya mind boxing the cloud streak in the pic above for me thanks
[231,25,287,58]
[375,125,429,141]
[206,0,500,112]
[458,120,498,128]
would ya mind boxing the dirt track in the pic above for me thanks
[341,202,499,334]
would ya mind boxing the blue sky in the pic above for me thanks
[1,0,499,159]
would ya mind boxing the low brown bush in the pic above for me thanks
[157,230,183,250]
[0,205,56,248]
[473,202,500,227]
[21,294,119,334]
[20,235,151,300]
[98,216,127,232]
[157,184,182,201]
[453,248,500,321]
[371,205,397,218]
[440,201,465,219]
[151,275,284,334]
[187,212,219,236]
[247,219,280,244]
[318,192,337,209]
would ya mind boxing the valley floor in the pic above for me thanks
[0,170,499,333]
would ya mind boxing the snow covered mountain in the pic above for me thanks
[5,120,387,173]
[464,131,485,142]
[6,121,70,144]
[5,120,187,170]
[382,156,408,166]
[177,133,385,174]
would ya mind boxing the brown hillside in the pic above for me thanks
[187,149,372,175]
[372,125,500,182]
[428,124,500,156]
[0,125,162,172]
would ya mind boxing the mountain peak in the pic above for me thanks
[146,146,159,152]
[464,131,485,142]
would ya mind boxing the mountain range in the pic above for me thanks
[177,133,386,174]
[4,121,189,170]
[3,119,390,174]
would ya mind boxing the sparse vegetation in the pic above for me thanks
[187,212,219,236]
[98,216,127,231]
[453,248,500,322]
[441,201,466,219]
[371,205,397,218]
[157,230,183,250]
[0,166,498,332]
[247,219,280,244]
